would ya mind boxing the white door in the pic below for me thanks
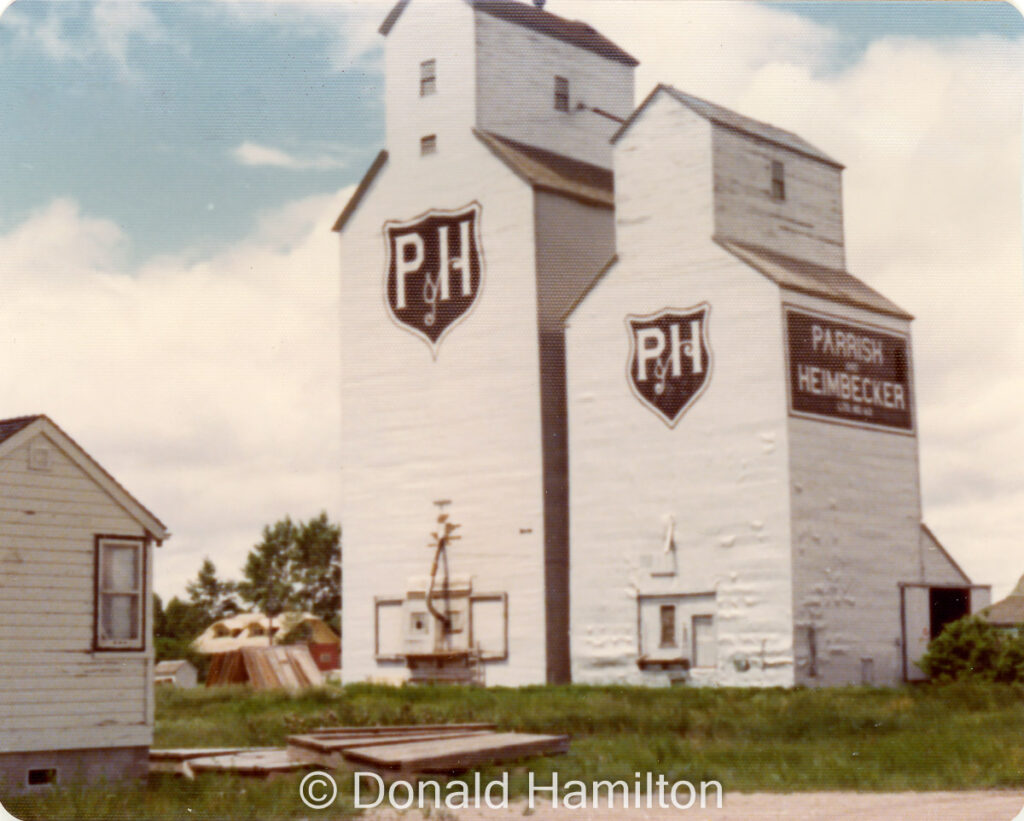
[692,615,716,669]
[902,586,931,681]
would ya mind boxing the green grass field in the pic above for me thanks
[4,682,1024,820]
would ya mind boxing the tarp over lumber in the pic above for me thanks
[206,645,324,689]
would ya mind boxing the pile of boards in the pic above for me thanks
[150,722,569,778]
[205,645,324,689]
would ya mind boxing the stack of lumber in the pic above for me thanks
[287,723,570,774]
[150,748,309,779]
[205,645,324,689]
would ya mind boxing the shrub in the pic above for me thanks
[919,615,1024,683]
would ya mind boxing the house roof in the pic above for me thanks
[614,85,842,169]
[380,0,639,67]
[0,414,169,541]
[193,612,339,654]
[983,573,1024,626]
[715,238,913,321]
[0,415,41,445]
[473,130,614,208]
[155,660,195,675]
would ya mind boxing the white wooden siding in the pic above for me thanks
[567,92,794,687]
[0,432,151,753]
[712,125,845,270]
[783,289,921,687]
[474,12,634,169]
[384,0,477,169]
[339,134,549,686]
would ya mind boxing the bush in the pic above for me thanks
[919,615,1024,683]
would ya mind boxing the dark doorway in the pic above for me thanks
[930,588,969,639]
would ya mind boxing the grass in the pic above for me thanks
[4,682,1024,819]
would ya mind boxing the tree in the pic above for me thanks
[185,557,239,624]
[237,513,342,635]
[919,614,1024,683]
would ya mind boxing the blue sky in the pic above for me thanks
[0,0,1021,603]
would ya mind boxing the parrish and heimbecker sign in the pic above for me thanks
[383,202,484,357]
[784,306,913,433]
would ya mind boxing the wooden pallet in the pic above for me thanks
[149,747,278,775]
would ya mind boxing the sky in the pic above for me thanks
[0,0,1021,605]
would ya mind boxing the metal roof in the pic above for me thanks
[715,238,913,321]
[615,85,842,169]
[473,130,614,208]
[379,0,638,67]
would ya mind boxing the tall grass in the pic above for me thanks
[4,682,1023,820]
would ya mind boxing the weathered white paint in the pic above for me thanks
[474,10,633,168]
[567,92,795,687]
[0,426,159,757]
[712,125,845,270]
[339,129,550,686]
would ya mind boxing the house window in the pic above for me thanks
[420,59,436,96]
[95,537,145,651]
[554,76,569,112]
[771,160,785,200]
[659,605,676,648]
[420,134,437,156]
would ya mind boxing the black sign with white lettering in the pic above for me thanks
[384,202,483,357]
[626,305,712,428]
[785,306,913,433]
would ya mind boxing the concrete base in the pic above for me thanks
[0,746,147,794]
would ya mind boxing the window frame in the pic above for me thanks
[420,59,437,97]
[770,159,786,200]
[93,535,147,652]
[554,76,570,112]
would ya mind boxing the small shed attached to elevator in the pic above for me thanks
[0,415,168,792]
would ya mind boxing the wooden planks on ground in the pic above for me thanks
[149,747,275,775]
[205,646,325,689]
[341,732,570,774]
[185,749,313,778]
[285,724,569,774]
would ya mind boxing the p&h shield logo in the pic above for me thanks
[383,202,484,357]
[626,304,712,427]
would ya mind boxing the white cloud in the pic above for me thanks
[231,141,349,171]
[0,186,355,600]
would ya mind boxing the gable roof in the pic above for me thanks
[715,238,913,321]
[473,130,614,208]
[332,150,388,233]
[380,0,638,67]
[920,523,971,585]
[0,415,169,542]
[982,573,1024,626]
[614,85,842,169]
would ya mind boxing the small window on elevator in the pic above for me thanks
[420,59,436,97]
[554,76,569,112]
[420,134,437,156]
[771,160,786,200]
[659,605,677,648]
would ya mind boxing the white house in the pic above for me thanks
[154,660,198,689]
[336,0,986,687]
[0,415,169,790]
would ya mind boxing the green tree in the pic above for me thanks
[185,557,239,624]
[919,614,1024,683]
[237,513,342,635]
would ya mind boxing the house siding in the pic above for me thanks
[0,431,152,758]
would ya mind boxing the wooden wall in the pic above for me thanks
[474,10,634,169]
[0,431,151,755]
[566,94,795,686]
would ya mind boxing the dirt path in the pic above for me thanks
[368,791,1024,820]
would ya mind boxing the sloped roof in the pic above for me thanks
[380,0,638,67]
[983,573,1024,626]
[193,612,339,654]
[0,414,169,541]
[615,85,842,169]
[473,130,614,208]
[331,150,388,233]
[715,238,913,320]
[155,660,195,675]
[920,523,971,585]
[0,415,42,445]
